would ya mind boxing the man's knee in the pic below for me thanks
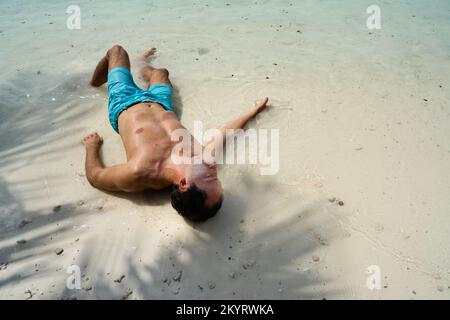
[107,44,125,57]
[154,68,169,78]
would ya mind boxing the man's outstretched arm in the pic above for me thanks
[203,97,269,159]
[82,133,137,192]
[218,97,269,138]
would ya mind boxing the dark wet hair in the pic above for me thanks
[170,184,222,222]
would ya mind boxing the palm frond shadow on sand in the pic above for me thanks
[0,70,98,170]
[0,70,103,295]
[61,174,344,300]
[0,169,95,294]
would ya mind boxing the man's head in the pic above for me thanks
[170,161,223,222]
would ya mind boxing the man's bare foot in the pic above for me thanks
[137,47,157,63]
[82,132,103,149]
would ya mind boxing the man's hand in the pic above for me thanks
[82,132,139,192]
[82,132,103,149]
[254,96,270,114]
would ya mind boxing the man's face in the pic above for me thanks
[186,162,223,207]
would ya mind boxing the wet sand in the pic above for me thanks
[0,0,449,299]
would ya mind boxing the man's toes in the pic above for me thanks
[142,48,157,59]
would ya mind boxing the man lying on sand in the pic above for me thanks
[82,45,269,222]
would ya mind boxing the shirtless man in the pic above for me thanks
[82,45,269,222]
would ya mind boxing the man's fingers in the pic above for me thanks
[81,132,103,145]
[257,97,269,106]
[255,97,269,112]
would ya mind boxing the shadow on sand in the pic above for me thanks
[0,70,102,296]
[61,174,343,300]
[1,70,341,300]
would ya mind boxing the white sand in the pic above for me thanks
[0,0,449,299]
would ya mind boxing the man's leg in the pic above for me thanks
[136,47,172,88]
[90,45,131,87]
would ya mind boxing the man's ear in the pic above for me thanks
[179,177,189,192]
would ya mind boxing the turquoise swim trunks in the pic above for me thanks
[107,67,174,133]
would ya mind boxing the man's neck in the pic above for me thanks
[160,159,189,185]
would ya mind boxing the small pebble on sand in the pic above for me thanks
[242,260,256,270]
[17,239,27,245]
[25,290,33,300]
[53,205,62,212]
[82,284,92,291]
[55,248,64,255]
[208,281,216,289]
[18,219,32,228]
[114,275,125,283]
[312,255,320,262]
[172,271,182,282]
[338,201,344,206]
[121,290,133,300]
